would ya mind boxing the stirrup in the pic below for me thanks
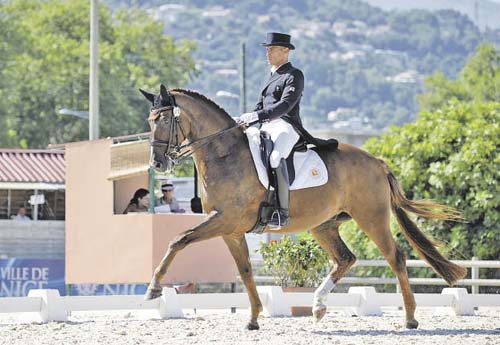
[268,210,282,230]
[268,209,288,230]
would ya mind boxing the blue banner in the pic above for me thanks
[0,259,65,297]
[0,258,148,297]
[69,284,148,296]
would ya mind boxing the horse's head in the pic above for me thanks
[140,84,189,173]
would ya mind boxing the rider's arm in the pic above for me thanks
[256,69,304,122]
[253,95,263,112]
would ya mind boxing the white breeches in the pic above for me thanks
[261,118,300,168]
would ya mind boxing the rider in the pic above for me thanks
[237,32,304,228]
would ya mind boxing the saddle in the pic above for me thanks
[248,130,324,234]
[244,126,328,193]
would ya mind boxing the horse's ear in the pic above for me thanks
[160,84,169,99]
[139,88,155,104]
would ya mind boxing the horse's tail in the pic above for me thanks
[387,171,463,221]
[386,170,467,286]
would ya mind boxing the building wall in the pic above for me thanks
[65,139,237,284]
[0,220,65,259]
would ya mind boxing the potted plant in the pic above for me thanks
[258,232,329,316]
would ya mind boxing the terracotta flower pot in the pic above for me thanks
[283,287,315,317]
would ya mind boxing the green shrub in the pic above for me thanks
[259,233,329,288]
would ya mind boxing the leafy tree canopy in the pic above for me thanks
[0,0,196,148]
[419,43,500,111]
[344,45,500,262]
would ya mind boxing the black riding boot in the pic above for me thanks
[269,158,290,228]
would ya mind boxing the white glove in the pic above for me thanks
[237,112,259,125]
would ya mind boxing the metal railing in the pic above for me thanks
[248,257,500,294]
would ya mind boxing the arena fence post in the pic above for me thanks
[27,289,68,323]
[441,288,474,316]
[256,286,291,317]
[158,287,184,318]
[346,286,382,316]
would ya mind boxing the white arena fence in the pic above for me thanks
[250,258,500,294]
[1,286,499,323]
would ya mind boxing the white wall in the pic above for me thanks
[0,220,65,259]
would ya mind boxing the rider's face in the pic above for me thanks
[266,46,289,66]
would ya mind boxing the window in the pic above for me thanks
[0,189,65,220]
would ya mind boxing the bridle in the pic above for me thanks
[148,93,241,169]
[148,104,185,169]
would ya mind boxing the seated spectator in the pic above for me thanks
[12,206,31,221]
[156,180,185,213]
[123,188,150,214]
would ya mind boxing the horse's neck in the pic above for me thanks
[175,93,236,142]
[175,94,247,185]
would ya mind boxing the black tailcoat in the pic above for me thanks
[254,62,304,126]
[253,62,338,150]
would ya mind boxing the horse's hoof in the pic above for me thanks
[246,322,260,331]
[313,306,327,323]
[406,319,419,329]
[144,286,162,300]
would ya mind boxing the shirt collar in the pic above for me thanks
[270,61,289,74]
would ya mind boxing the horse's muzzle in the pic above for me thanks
[150,146,168,173]
[151,161,163,170]
[150,155,175,174]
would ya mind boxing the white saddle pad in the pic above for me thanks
[245,127,328,190]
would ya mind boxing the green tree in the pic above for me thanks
[361,101,500,261]
[339,43,500,273]
[339,100,499,291]
[419,44,500,111]
[0,0,196,148]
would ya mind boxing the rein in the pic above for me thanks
[149,105,241,164]
[174,123,241,161]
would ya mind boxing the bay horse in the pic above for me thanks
[140,84,467,330]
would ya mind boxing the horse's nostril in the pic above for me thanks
[154,162,161,169]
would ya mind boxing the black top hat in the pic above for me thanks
[261,32,295,50]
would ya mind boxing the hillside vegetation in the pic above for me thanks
[113,0,500,130]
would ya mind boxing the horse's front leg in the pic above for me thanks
[145,211,223,300]
[223,234,263,330]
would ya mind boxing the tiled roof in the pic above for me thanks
[0,149,65,184]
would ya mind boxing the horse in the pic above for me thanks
[140,84,467,330]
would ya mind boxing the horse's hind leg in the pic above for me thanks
[355,210,418,329]
[145,211,225,300]
[223,235,263,330]
[310,219,357,323]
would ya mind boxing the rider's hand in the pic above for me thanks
[237,112,259,125]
